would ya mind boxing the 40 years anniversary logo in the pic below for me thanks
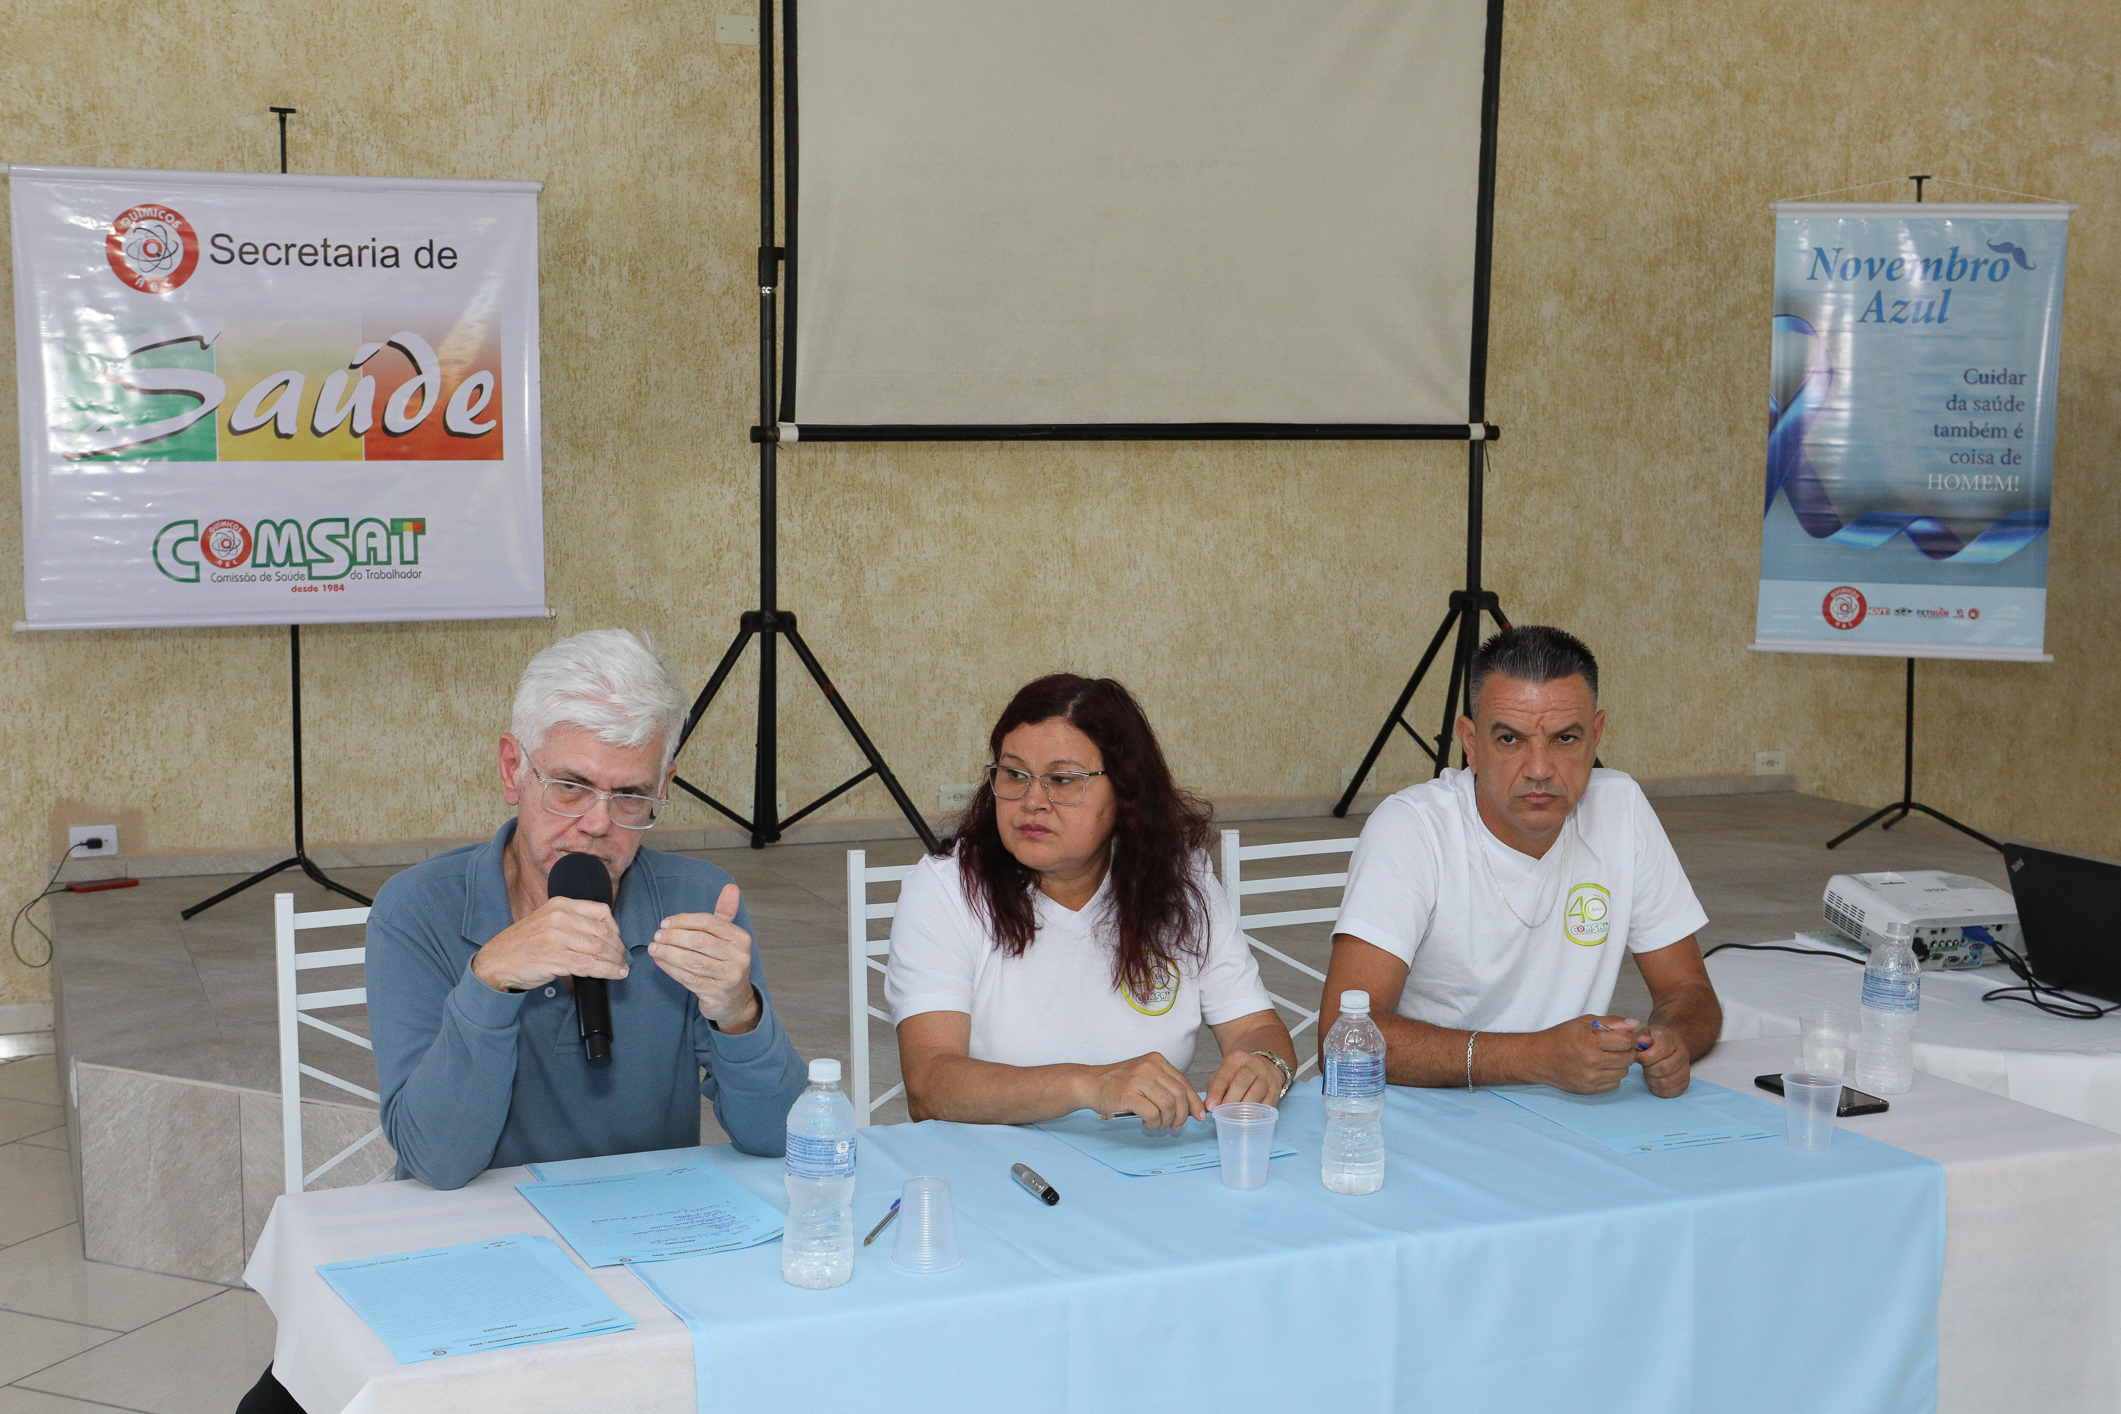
[155,515,427,584]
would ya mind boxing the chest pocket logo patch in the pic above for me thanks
[1123,956,1180,1016]
[1563,883,1611,946]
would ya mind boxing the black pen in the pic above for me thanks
[1011,1162,1060,1206]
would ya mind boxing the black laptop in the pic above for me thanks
[2002,843,2121,1003]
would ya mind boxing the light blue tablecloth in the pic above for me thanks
[534,1078,1943,1414]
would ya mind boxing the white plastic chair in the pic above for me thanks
[275,892,390,1194]
[846,850,916,1128]
[1219,829,1359,1078]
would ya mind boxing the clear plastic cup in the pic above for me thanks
[1799,1007,1854,1077]
[1211,1101,1279,1190]
[889,1175,962,1273]
[1781,1071,1841,1151]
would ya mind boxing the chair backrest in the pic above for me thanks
[275,892,387,1194]
[1219,829,1359,1079]
[846,851,916,1128]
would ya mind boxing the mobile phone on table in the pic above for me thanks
[1754,1073,1889,1117]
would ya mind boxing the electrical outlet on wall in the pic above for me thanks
[1753,749,1789,777]
[741,790,789,818]
[715,14,758,44]
[68,825,118,857]
[1341,766,1378,793]
[938,783,978,813]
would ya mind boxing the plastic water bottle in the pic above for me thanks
[1322,989,1387,1194]
[1854,920,1919,1096]
[782,1058,856,1288]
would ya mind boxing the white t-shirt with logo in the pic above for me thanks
[885,851,1274,1070]
[1333,767,1708,1033]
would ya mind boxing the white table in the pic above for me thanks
[1709,945,2121,1133]
[1696,1036,2121,1414]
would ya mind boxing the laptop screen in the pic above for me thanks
[2003,844,2121,1004]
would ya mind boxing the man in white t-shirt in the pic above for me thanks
[1323,626,1721,1097]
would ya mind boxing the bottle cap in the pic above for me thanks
[1340,990,1371,1013]
[808,1058,842,1084]
[1882,920,1913,939]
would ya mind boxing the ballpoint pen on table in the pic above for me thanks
[862,1199,901,1246]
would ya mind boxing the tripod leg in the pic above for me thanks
[1334,606,1460,818]
[181,855,305,920]
[297,854,373,907]
[1825,801,1907,851]
[673,623,758,759]
[1431,601,1480,777]
[781,625,939,851]
[1903,804,2003,853]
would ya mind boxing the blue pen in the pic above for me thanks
[1591,1019,1654,1051]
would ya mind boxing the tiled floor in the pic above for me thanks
[0,1052,271,1414]
[8,788,2014,1411]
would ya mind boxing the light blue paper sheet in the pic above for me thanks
[315,1234,633,1364]
[1030,1111,1297,1175]
[1491,1073,1777,1153]
[515,1163,783,1266]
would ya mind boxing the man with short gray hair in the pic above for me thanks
[367,628,808,1189]
[1321,626,1721,1098]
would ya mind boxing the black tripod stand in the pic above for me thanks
[1334,439,1510,816]
[668,12,934,852]
[183,108,372,919]
[183,625,373,918]
[1825,657,1999,852]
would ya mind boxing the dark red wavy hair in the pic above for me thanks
[947,674,1213,1000]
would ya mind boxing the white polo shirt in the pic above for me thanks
[885,851,1274,1070]
[1333,767,1707,1033]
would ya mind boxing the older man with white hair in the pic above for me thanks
[366,628,808,1190]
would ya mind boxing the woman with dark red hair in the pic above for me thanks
[886,675,1297,1131]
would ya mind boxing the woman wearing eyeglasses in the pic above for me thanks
[886,674,1297,1131]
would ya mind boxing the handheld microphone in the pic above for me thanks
[547,852,616,1062]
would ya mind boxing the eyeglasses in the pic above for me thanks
[530,760,665,829]
[985,763,1106,805]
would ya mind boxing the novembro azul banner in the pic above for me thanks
[1752,201,2072,663]
[7,165,547,630]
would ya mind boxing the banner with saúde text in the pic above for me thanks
[1753,201,2072,662]
[8,164,546,629]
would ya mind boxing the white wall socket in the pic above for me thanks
[938,782,979,813]
[715,14,758,44]
[69,825,118,857]
[1341,766,1378,792]
[741,790,789,818]
[1753,749,1789,777]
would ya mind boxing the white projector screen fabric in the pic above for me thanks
[790,0,1492,430]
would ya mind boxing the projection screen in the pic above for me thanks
[787,0,1500,436]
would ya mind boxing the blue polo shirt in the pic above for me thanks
[367,821,809,1190]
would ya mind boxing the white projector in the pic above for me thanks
[1822,871,2019,970]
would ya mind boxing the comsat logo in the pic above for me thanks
[155,516,427,583]
[107,205,201,294]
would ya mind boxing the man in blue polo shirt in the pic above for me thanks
[365,628,809,1190]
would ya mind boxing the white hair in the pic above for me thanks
[510,629,689,769]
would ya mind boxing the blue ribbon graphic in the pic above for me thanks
[1764,315,2047,563]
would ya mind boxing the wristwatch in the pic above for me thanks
[1251,1049,1295,1100]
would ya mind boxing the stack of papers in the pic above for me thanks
[1034,1111,1298,1176]
[316,1234,633,1364]
[516,1162,784,1266]
[1493,1076,1774,1154]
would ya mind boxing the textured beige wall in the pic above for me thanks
[2,1,2115,1005]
